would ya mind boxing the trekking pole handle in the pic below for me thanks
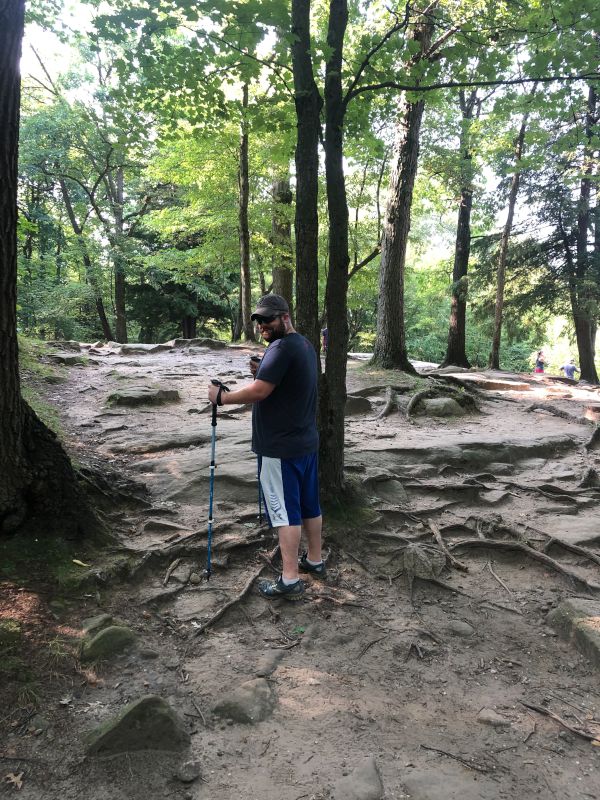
[210,379,230,424]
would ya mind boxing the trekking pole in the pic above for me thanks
[250,355,263,524]
[205,379,229,581]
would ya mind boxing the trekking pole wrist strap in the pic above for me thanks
[216,386,224,406]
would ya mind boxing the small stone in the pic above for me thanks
[212,678,276,724]
[447,619,475,637]
[139,648,159,660]
[175,760,202,783]
[477,708,511,727]
[189,573,202,585]
[332,756,383,800]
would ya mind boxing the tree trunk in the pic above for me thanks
[113,166,128,342]
[371,19,434,372]
[271,175,294,320]
[319,0,349,500]
[182,315,197,339]
[442,91,479,368]
[291,0,322,351]
[572,85,598,383]
[238,83,255,342]
[59,179,114,341]
[489,99,533,369]
[0,0,91,537]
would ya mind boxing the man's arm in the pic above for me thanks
[207,379,275,406]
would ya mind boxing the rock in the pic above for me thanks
[480,490,509,505]
[139,648,160,660]
[85,696,190,755]
[547,598,600,670]
[345,395,372,416]
[47,340,82,351]
[332,756,383,800]
[418,398,465,417]
[106,387,181,407]
[447,620,475,637]
[189,573,202,585]
[477,708,511,727]
[82,613,113,635]
[175,760,202,783]
[212,678,276,724]
[255,649,285,677]
[47,353,87,366]
[168,338,227,350]
[80,625,137,662]
[365,477,408,504]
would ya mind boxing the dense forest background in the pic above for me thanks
[16,0,598,375]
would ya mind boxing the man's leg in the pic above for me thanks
[302,515,322,563]
[278,524,302,582]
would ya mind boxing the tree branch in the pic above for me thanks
[348,245,381,279]
[347,72,599,101]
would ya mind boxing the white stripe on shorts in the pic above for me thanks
[260,457,289,527]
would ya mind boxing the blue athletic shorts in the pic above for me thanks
[259,452,321,527]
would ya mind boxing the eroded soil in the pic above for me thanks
[2,341,600,800]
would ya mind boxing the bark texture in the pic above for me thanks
[319,0,349,499]
[238,84,255,342]
[442,91,479,368]
[0,0,91,537]
[371,18,434,371]
[291,0,322,353]
[489,102,531,370]
[271,176,295,320]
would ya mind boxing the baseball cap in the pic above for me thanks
[251,294,289,320]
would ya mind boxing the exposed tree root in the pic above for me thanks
[193,545,280,635]
[526,402,593,426]
[377,386,398,419]
[428,520,469,572]
[521,701,599,742]
[542,537,600,568]
[449,538,600,592]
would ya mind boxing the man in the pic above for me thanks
[207,294,324,600]
[560,359,580,380]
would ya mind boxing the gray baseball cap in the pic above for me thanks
[251,294,289,319]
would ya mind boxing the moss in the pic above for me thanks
[0,619,22,650]
[0,534,97,586]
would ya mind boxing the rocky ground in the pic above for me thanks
[2,338,600,800]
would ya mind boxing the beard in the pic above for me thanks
[261,318,286,342]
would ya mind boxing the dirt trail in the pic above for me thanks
[2,342,600,800]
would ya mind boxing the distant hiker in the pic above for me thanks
[321,326,328,354]
[208,294,324,601]
[560,359,580,380]
[534,350,546,374]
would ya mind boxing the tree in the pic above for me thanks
[1,0,89,537]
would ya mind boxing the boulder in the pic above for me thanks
[212,678,275,724]
[345,395,372,416]
[107,387,180,407]
[418,398,465,417]
[85,696,190,755]
[80,625,137,662]
[47,353,87,366]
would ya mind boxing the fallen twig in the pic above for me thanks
[358,635,387,658]
[163,558,182,587]
[521,701,599,742]
[420,744,490,773]
[485,560,514,596]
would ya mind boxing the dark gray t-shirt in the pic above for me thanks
[251,333,318,458]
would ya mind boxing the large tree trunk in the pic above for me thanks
[319,0,349,500]
[371,18,434,372]
[59,179,114,341]
[572,85,598,383]
[271,175,294,320]
[238,83,255,342]
[489,102,532,369]
[113,166,128,342]
[291,0,322,351]
[0,0,90,537]
[442,91,479,368]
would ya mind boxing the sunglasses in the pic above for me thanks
[254,314,281,325]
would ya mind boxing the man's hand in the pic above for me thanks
[249,356,261,377]
[207,383,220,405]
